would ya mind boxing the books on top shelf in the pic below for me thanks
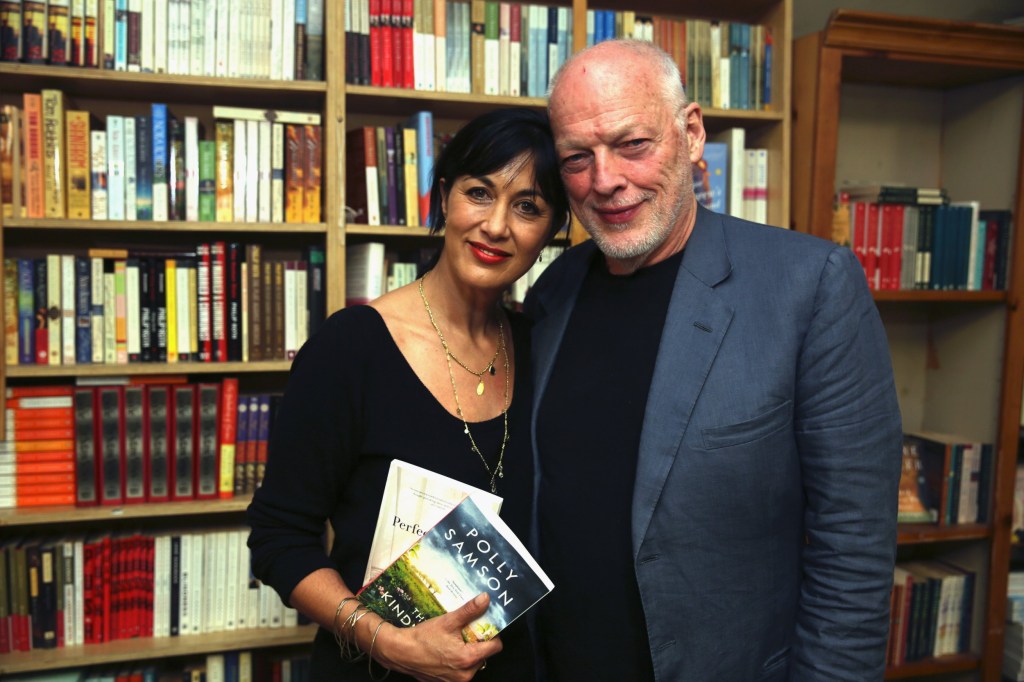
[0,96,323,225]
[363,459,502,585]
[0,0,324,80]
[357,494,553,642]
[2,242,326,367]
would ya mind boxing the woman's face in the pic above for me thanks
[440,153,553,293]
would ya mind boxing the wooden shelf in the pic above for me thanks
[346,224,436,238]
[0,498,251,528]
[897,523,991,545]
[344,85,547,119]
[0,63,326,108]
[872,290,1008,303]
[2,218,328,233]
[6,360,292,378]
[884,653,980,679]
[0,624,317,675]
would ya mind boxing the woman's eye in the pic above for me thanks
[516,200,541,216]
[466,187,489,200]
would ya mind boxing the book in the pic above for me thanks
[357,495,553,642]
[693,141,727,214]
[363,459,503,584]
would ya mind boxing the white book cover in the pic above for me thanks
[245,119,259,222]
[103,271,116,364]
[179,533,193,635]
[283,261,296,359]
[139,0,154,70]
[413,0,425,89]
[235,530,249,629]
[90,130,108,218]
[107,115,126,220]
[90,257,105,363]
[153,534,171,637]
[232,119,247,224]
[257,119,271,222]
[345,242,386,306]
[190,0,205,75]
[214,530,229,630]
[212,106,321,126]
[73,538,85,645]
[46,254,62,365]
[190,530,205,634]
[362,459,503,585]
[126,259,141,359]
[185,116,200,221]
[281,0,295,80]
[177,0,190,74]
[226,0,240,77]
[271,122,284,222]
[202,531,218,631]
[124,116,137,220]
[433,0,446,92]
[224,529,241,630]
[295,260,307,350]
[154,0,168,72]
[508,5,519,96]
[215,0,230,76]
[710,127,745,219]
[167,0,180,74]
[61,540,76,646]
[269,0,283,79]
[202,0,216,74]
[752,148,768,224]
[61,254,76,365]
[497,2,509,95]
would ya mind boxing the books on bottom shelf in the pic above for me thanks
[357,494,553,642]
[887,559,975,667]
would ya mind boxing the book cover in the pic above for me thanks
[145,384,171,502]
[693,141,726,214]
[96,385,125,505]
[363,459,503,584]
[122,384,146,503]
[357,495,553,642]
[73,387,98,506]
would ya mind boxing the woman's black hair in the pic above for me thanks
[428,108,570,240]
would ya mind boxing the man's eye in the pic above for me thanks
[561,154,588,172]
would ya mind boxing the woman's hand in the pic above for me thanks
[370,593,503,682]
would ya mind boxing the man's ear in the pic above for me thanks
[683,102,706,164]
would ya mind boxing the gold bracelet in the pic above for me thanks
[368,619,391,681]
[333,597,358,658]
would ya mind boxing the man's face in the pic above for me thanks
[549,50,704,271]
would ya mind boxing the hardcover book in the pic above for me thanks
[357,495,553,642]
[363,459,502,584]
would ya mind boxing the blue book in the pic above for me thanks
[16,258,35,365]
[693,142,728,214]
[114,0,128,71]
[405,111,434,226]
[763,34,773,106]
[151,103,168,221]
[75,256,91,363]
[135,114,153,220]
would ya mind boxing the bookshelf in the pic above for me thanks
[791,10,1024,680]
[0,0,794,674]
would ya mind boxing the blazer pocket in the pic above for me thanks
[701,400,793,450]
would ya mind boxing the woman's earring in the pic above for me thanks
[538,250,544,263]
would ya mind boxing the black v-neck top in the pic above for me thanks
[248,305,535,681]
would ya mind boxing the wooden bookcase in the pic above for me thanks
[792,10,1024,681]
[0,0,792,675]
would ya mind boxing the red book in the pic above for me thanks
[243,394,261,493]
[5,385,73,398]
[145,385,172,503]
[170,385,196,501]
[95,386,125,505]
[380,0,394,87]
[402,0,414,88]
[7,406,74,420]
[983,215,999,290]
[865,202,880,290]
[211,241,228,362]
[218,378,239,498]
[122,385,147,504]
[197,243,213,362]
[254,394,271,489]
[194,382,221,500]
[10,426,74,440]
[891,204,905,290]
[22,93,44,218]
[8,415,74,430]
[852,200,867,275]
[369,0,382,86]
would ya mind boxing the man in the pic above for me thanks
[526,39,902,680]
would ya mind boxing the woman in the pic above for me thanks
[247,108,570,681]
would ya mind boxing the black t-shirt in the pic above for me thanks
[536,249,683,681]
[248,305,535,681]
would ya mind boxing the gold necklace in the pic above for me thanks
[418,275,509,493]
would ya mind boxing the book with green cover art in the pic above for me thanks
[357,495,553,642]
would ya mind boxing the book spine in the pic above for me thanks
[107,115,126,220]
[22,93,44,218]
[185,116,200,221]
[122,384,146,503]
[151,103,169,221]
[65,111,92,219]
[89,130,108,220]
[146,385,170,502]
[74,388,98,505]
[215,121,234,222]
[218,378,238,498]
[171,385,195,500]
[135,114,153,220]
[75,256,92,363]
[195,382,220,499]
[123,115,137,220]
[198,140,216,221]
[96,386,125,505]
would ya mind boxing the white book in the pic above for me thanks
[167,0,179,73]
[232,119,247,224]
[345,242,386,306]
[202,0,217,74]
[214,530,229,631]
[185,116,200,221]
[202,531,218,631]
[179,533,192,634]
[238,0,250,77]
[223,529,240,630]
[103,271,116,364]
[227,0,241,77]
[433,0,445,92]
[177,0,190,74]
[215,0,230,76]
[107,115,126,220]
[710,127,745,219]
[60,254,76,365]
[234,530,249,629]
[953,200,981,290]
[283,262,296,358]
[295,260,307,351]
[269,0,283,79]
[126,258,141,360]
[206,654,226,682]
[212,106,321,126]
[257,119,271,222]
[508,4,519,96]
[281,0,295,80]
[154,0,168,72]
[46,253,62,364]
[190,0,205,75]
[140,0,154,71]
[153,534,171,637]
[190,530,205,634]
[124,116,137,220]
[413,0,425,89]
[245,119,259,222]
[90,132,108,219]
[73,538,84,645]
[422,0,436,90]
[271,122,284,222]
[362,459,503,584]
[90,257,104,363]
[497,2,509,95]
[752,148,768,224]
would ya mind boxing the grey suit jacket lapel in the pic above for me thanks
[631,208,734,558]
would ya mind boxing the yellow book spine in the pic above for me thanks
[165,259,178,363]
[41,90,66,218]
[65,110,91,219]
[215,121,233,222]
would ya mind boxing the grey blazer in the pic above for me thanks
[527,206,902,681]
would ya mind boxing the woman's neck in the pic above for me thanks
[423,264,503,339]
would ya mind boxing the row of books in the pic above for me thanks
[345,112,434,228]
[2,243,326,368]
[1,381,280,508]
[5,651,312,682]
[1,98,323,224]
[0,0,324,81]
[693,138,769,224]
[1007,572,1024,681]
[0,528,299,653]
[897,431,994,526]
[834,192,1014,291]
[887,559,975,666]
[344,0,574,98]
[585,13,772,112]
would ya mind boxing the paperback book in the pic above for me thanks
[357,495,553,642]
[363,459,502,584]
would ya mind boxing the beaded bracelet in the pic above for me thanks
[367,619,391,681]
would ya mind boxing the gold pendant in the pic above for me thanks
[476,379,485,396]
